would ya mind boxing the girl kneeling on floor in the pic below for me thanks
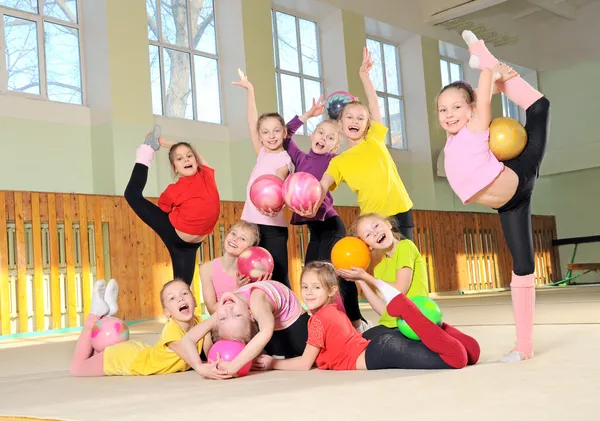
[253,262,480,372]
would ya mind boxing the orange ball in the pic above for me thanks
[331,237,371,270]
[489,117,527,161]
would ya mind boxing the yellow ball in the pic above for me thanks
[489,117,527,161]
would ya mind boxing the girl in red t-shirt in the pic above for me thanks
[254,262,480,371]
[125,126,221,285]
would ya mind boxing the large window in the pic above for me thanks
[366,38,406,149]
[440,58,462,87]
[0,0,83,104]
[147,0,221,124]
[501,93,519,120]
[272,9,322,135]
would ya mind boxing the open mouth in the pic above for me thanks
[348,126,360,133]
[227,241,237,249]
[315,141,325,149]
[179,303,190,314]
[222,298,235,305]
[446,120,458,127]
[184,164,193,169]
[376,233,386,244]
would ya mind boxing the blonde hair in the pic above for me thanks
[159,278,191,307]
[339,100,372,136]
[229,220,260,246]
[256,112,288,138]
[211,318,259,344]
[314,120,342,148]
[301,261,339,294]
[350,213,406,265]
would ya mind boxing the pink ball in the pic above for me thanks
[249,175,284,213]
[237,246,274,282]
[208,340,252,377]
[90,317,130,352]
[282,172,322,211]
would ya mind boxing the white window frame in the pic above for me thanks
[501,93,519,120]
[271,7,323,135]
[366,36,407,150]
[148,0,222,124]
[0,0,85,104]
[440,57,463,87]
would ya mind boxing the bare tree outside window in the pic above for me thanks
[147,0,221,124]
[366,38,407,149]
[272,9,322,135]
[1,0,83,104]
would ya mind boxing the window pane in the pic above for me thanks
[279,73,302,128]
[388,97,406,149]
[44,22,82,104]
[366,39,384,92]
[450,62,461,82]
[147,0,158,41]
[4,16,40,95]
[378,94,388,132]
[190,0,216,55]
[194,55,220,123]
[271,11,277,68]
[161,0,189,48]
[299,18,319,78]
[275,11,299,73]
[275,73,281,112]
[383,43,400,95]
[303,78,322,134]
[164,48,193,119]
[44,0,77,24]
[440,60,449,87]
[0,0,37,13]
[149,45,163,115]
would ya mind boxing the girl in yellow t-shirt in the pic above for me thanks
[337,213,429,336]
[297,47,414,240]
[69,279,229,379]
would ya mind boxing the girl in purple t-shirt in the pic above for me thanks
[283,98,367,331]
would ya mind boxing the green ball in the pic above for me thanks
[396,296,443,341]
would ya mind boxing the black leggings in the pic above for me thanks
[257,224,290,288]
[124,163,201,285]
[362,325,452,370]
[264,312,309,358]
[496,97,550,276]
[305,216,363,323]
[389,209,414,241]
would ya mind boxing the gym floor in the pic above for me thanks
[1,285,598,421]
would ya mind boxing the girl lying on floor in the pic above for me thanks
[253,262,480,372]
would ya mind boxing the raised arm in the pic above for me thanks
[359,47,382,124]
[232,69,262,155]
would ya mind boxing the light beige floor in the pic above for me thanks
[1,285,599,421]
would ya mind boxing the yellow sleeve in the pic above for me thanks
[157,320,184,347]
[366,121,389,144]
[394,240,418,271]
[324,157,344,192]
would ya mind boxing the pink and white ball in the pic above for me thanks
[249,175,285,213]
[237,246,275,282]
[91,317,130,352]
[282,172,322,210]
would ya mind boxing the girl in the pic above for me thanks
[69,278,229,379]
[297,47,415,240]
[181,279,309,378]
[199,220,262,314]
[337,213,429,338]
[282,98,367,331]
[439,30,550,362]
[124,129,220,285]
[232,70,301,288]
[253,262,480,371]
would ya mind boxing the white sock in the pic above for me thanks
[91,280,110,317]
[372,279,401,304]
[104,278,119,317]
[461,30,479,46]
[500,350,533,363]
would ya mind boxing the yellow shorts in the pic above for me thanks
[103,340,150,376]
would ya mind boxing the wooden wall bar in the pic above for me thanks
[0,191,560,335]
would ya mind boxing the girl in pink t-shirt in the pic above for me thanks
[199,220,262,314]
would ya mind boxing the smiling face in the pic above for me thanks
[340,103,369,142]
[258,116,286,151]
[161,280,197,323]
[311,120,340,155]
[170,145,199,177]
[437,88,474,135]
[301,270,337,312]
[356,215,395,250]
[213,292,254,342]
[223,225,256,257]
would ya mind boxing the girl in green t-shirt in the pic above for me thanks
[337,213,430,334]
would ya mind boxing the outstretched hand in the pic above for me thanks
[359,46,374,75]
[337,266,368,281]
[307,95,325,118]
[232,68,253,89]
